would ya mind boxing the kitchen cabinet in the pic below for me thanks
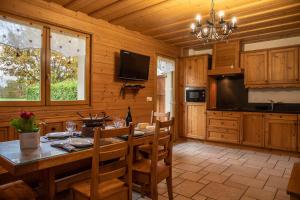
[209,40,241,75]
[184,103,206,139]
[264,113,297,151]
[268,47,299,84]
[242,50,268,86]
[207,111,241,144]
[241,112,264,147]
[184,55,208,87]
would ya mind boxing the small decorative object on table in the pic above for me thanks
[10,111,40,150]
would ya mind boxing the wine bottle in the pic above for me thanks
[125,106,132,127]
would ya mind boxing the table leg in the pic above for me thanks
[41,169,56,200]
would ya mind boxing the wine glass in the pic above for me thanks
[113,117,125,128]
[66,121,76,136]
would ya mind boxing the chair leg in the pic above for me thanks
[141,183,146,198]
[166,176,173,200]
[151,184,158,200]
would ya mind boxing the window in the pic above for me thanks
[0,15,90,106]
[49,29,89,103]
[0,19,42,103]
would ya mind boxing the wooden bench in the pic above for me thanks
[287,162,300,200]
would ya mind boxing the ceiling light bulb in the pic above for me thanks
[190,23,196,31]
[203,27,208,34]
[196,14,201,22]
[231,16,237,24]
[218,10,225,18]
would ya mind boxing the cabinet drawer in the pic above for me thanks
[207,118,239,129]
[207,128,239,143]
[264,113,297,120]
[222,112,241,118]
[207,111,222,117]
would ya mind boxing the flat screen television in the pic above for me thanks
[119,50,150,81]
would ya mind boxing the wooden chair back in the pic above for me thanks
[150,111,171,125]
[91,125,134,200]
[150,117,174,185]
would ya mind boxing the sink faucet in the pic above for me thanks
[268,99,275,111]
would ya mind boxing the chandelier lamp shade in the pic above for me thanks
[190,0,237,42]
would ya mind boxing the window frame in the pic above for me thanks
[0,14,91,107]
[45,26,91,106]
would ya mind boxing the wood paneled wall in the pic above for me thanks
[0,0,180,139]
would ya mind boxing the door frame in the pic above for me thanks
[155,54,179,140]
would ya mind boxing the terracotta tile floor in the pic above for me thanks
[133,140,300,200]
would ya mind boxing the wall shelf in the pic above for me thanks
[120,83,145,97]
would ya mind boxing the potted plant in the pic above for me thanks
[10,111,40,150]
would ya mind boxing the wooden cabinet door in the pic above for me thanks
[184,56,207,87]
[184,103,206,139]
[242,51,268,86]
[268,48,299,84]
[241,113,264,147]
[212,40,240,70]
[264,114,297,151]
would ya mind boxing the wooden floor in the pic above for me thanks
[133,139,300,200]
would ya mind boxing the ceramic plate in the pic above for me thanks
[68,138,93,148]
[46,132,72,139]
[134,130,145,137]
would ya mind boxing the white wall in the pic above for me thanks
[188,48,212,56]
[244,36,300,51]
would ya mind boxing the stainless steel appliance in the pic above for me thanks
[185,87,206,102]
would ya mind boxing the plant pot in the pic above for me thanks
[19,131,40,150]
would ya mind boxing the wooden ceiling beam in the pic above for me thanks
[163,13,300,43]
[77,0,119,14]
[64,0,95,10]
[90,0,168,21]
[191,30,300,50]
[155,9,300,41]
[108,0,169,22]
[87,0,122,16]
[143,0,299,35]
[180,27,300,49]
[174,21,300,46]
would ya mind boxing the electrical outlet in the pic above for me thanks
[146,97,153,102]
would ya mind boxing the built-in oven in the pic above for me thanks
[185,87,206,102]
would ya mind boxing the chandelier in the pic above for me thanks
[190,0,237,42]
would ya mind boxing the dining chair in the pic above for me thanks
[71,124,134,200]
[150,111,171,125]
[137,111,171,157]
[0,180,37,200]
[133,117,174,200]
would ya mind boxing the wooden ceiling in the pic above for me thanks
[44,0,300,50]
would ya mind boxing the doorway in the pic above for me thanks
[156,56,176,118]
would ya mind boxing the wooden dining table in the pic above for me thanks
[0,129,155,200]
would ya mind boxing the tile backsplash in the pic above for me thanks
[248,88,300,103]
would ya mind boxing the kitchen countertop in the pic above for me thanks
[207,108,300,114]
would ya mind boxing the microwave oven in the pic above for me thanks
[185,87,206,102]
